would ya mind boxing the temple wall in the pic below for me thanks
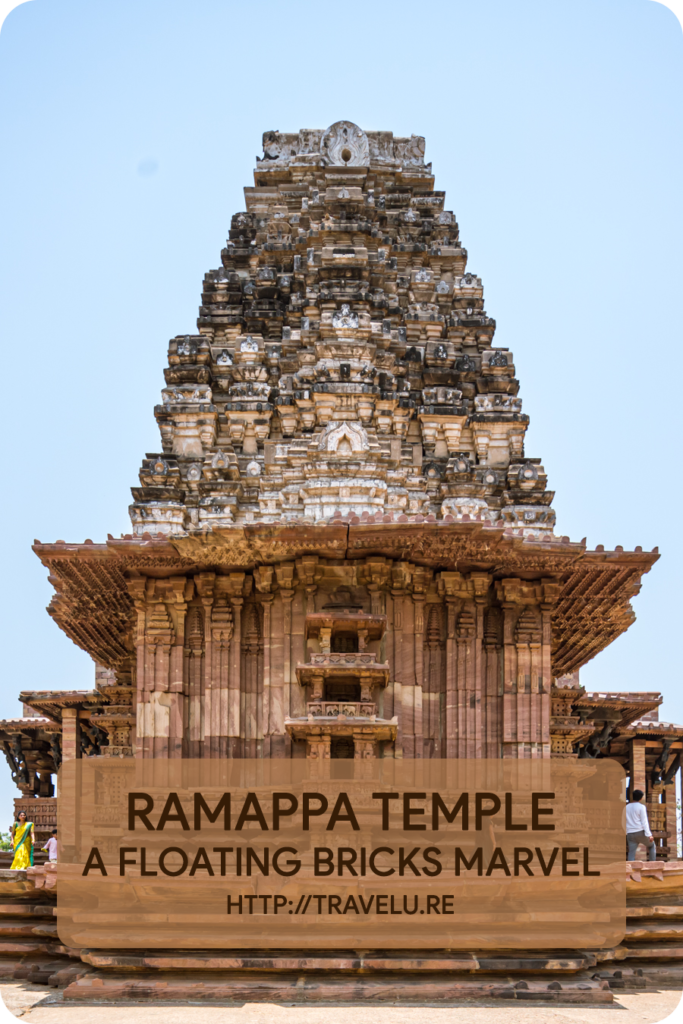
[124,559,554,760]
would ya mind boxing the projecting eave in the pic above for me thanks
[575,692,663,731]
[33,521,658,678]
[619,720,683,739]
[19,690,104,723]
[0,716,59,733]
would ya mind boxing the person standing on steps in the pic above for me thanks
[625,789,657,861]
[42,829,58,862]
[9,811,34,869]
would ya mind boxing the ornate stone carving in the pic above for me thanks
[320,121,369,166]
[317,421,370,455]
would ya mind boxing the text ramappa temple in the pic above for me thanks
[2,122,682,1004]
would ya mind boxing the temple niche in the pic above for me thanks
[4,120,677,855]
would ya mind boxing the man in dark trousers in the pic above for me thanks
[625,789,657,861]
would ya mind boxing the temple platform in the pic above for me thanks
[0,864,678,1005]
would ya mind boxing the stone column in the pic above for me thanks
[539,581,559,758]
[471,573,492,759]
[61,709,79,762]
[390,588,405,758]
[368,584,382,617]
[483,608,502,759]
[663,771,679,861]
[383,594,395,727]
[499,585,520,759]
[60,708,80,859]
[168,577,189,758]
[228,597,243,759]
[260,595,274,757]
[307,733,331,780]
[630,738,647,798]
[412,592,425,759]
[445,599,457,759]
[126,579,148,758]
[354,735,376,778]
[456,606,476,758]
[196,573,216,760]
[281,589,295,757]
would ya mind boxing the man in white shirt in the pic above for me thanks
[41,829,57,862]
[625,790,657,861]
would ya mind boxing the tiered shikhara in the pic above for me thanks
[2,122,678,853]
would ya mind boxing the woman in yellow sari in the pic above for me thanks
[10,811,34,869]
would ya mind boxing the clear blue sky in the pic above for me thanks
[0,0,681,819]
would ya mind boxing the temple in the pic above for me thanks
[1,123,681,1004]
[1,117,683,999]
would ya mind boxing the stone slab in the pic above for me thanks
[621,944,683,960]
[0,939,60,955]
[0,922,58,939]
[0,903,56,918]
[79,950,595,974]
[62,970,613,1004]
[627,905,683,919]
[626,922,683,940]
[596,963,683,989]
[7,988,683,1024]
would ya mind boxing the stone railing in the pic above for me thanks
[309,653,378,667]
[307,702,376,719]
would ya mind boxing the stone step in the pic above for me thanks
[0,938,61,956]
[48,963,95,989]
[627,905,683,919]
[13,959,72,985]
[79,949,597,974]
[595,964,683,989]
[626,922,683,940]
[0,921,58,938]
[621,943,683,960]
[63,969,613,1004]
[0,903,56,919]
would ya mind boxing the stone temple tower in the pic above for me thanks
[27,122,658,767]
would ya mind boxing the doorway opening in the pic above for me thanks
[331,736,355,759]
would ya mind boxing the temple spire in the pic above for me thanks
[130,121,554,537]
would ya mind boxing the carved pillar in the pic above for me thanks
[196,573,216,759]
[456,605,476,758]
[630,738,647,798]
[228,596,243,759]
[483,607,502,759]
[60,708,80,858]
[512,605,544,759]
[241,603,262,758]
[471,573,492,759]
[499,582,520,759]
[209,589,233,759]
[383,594,395,729]
[445,598,457,759]
[126,579,148,758]
[390,587,405,758]
[152,593,173,760]
[168,577,190,758]
[307,733,331,772]
[280,588,295,757]
[663,770,678,861]
[61,709,79,762]
[539,580,559,758]
[185,602,204,758]
[260,595,274,757]
[423,604,442,758]
[368,584,383,617]
[412,591,425,760]
[354,735,376,778]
